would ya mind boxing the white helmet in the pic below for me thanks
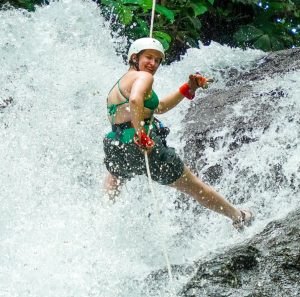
[127,37,165,62]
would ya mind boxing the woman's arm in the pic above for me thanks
[129,71,154,135]
[155,90,185,114]
[155,73,210,114]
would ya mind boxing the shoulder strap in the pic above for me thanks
[117,79,129,102]
[106,73,127,100]
[107,75,130,124]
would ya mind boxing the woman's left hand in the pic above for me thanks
[188,73,214,93]
[178,73,215,100]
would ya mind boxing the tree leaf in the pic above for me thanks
[229,0,258,4]
[279,35,294,45]
[207,0,215,4]
[153,31,172,43]
[121,0,143,5]
[270,36,285,51]
[188,15,202,31]
[136,17,149,35]
[253,34,271,51]
[233,25,264,43]
[101,0,113,6]
[153,32,171,51]
[121,0,152,11]
[269,1,295,11]
[116,5,133,25]
[141,0,153,12]
[153,31,172,51]
[189,2,208,17]
[155,4,175,22]
[100,0,109,4]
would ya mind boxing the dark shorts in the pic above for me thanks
[103,131,184,185]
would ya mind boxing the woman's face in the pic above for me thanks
[137,49,163,75]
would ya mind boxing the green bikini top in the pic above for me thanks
[107,78,159,121]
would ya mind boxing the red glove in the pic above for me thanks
[179,83,195,100]
[180,74,212,100]
[134,131,155,149]
[196,76,208,88]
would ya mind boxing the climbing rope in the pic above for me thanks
[144,0,175,293]
[144,152,174,281]
[144,119,174,286]
[149,0,156,38]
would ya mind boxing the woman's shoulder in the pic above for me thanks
[133,71,154,86]
[136,70,153,79]
[121,71,153,88]
[125,70,153,79]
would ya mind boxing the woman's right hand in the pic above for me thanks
[134,130,155,153]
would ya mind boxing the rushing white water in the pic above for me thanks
[0,1,299,296]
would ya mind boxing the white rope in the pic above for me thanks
[144,119,175,294]
[149,0,156,38]
[140,1,175,293]
[144,151,174,284]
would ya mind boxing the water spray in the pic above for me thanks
[144,0,176,294]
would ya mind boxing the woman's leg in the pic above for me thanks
[169,165,245,222]
[104,173,123,202]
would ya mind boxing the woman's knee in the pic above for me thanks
[169,166,194,191]
[173,166,209,194]
[179,166,199,184]
[104,173,120,189]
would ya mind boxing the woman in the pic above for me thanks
[103,37,253,228]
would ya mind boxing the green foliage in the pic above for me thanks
[0,0,47,11]
[155,5,175,22]
[98,0,214,59]
[232,1,300,51]
[1,0,300,59]
[98,0,300,57]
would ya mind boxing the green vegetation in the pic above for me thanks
[0,0,48,11]
[98,0,217,60]
[98,0,300,60]
[231,0,300,51]
[2,0,299,61]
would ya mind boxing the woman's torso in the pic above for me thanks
[107,71,158,124]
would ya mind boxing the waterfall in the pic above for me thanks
[1,1,298,296]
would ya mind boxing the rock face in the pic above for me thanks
[180,209,300,297]
[182,48,300,186]
[177,48,300,296]
[0,96,13,110]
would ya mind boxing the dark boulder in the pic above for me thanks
[182,48,300,190]
[180,208,300,297]
[0,96,13,110]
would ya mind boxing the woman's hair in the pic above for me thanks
[128,50,144,69]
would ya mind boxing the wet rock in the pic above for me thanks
[0,96,13,110]
[226,48,300,86]
[202,164,223,184]
[162,48,300,296]
[182,48,300,187]
[180,208,300,297]
[144,209,300,297]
